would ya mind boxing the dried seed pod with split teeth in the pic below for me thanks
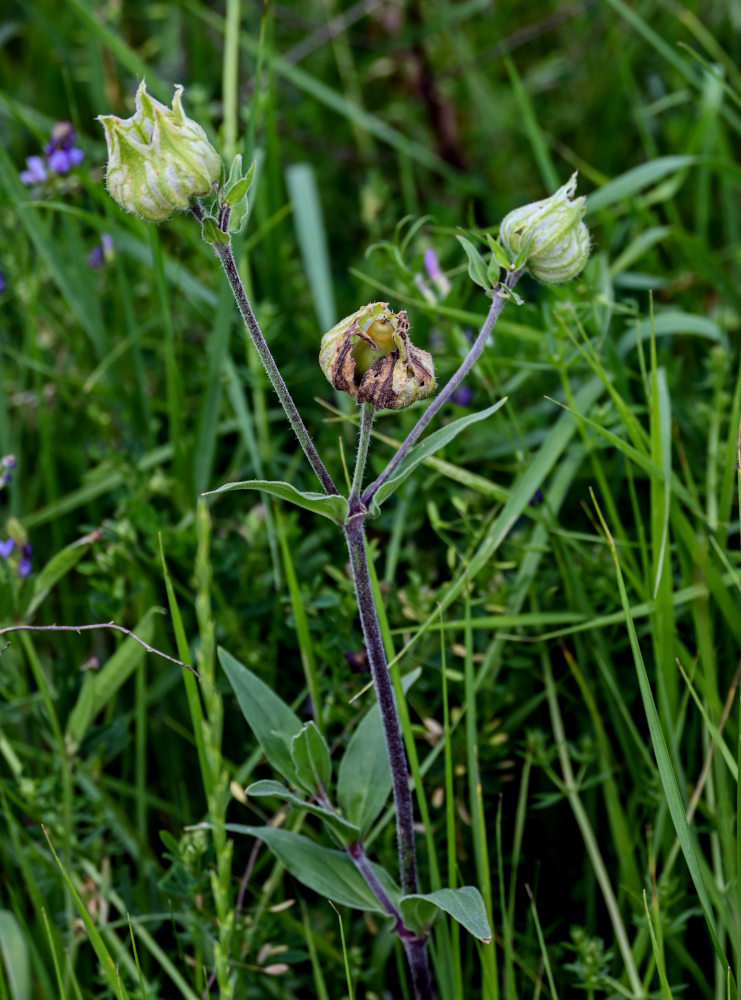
[319,302,435,411]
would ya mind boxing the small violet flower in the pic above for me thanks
[88,233,114,269]
[20,122,84,186]
[0,270,5,294]
[0,538,14,559]
[45,122,84,173]
[0,455,15,488]
[20,155,47,186]
[17,543,32,579]
[450,384,473,407]
[423,248,451,297]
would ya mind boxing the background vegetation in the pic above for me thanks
[2,0,741,996]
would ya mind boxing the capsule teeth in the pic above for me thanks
[319,303,435,410]
[499,172,591,284]
[98,81,221,222]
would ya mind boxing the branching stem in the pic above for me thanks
[193,203,339,496]
[362,269,521,508]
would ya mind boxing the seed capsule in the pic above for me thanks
[498,172,590,284]
[319,302,435,410]
[97,81,221,222]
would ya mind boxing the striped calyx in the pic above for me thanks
[498,172,590,284]
[319,302,435,411]
[97,81,220,222]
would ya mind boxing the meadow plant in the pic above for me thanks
[93,81,591,1000]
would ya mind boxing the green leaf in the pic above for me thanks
[456,234,490,290]
[400,887,492,942]
[224,824,400,913]
[485,233,513,272]
[372,400,508,511]
[0,910,30,1000]
[23,529,99,621]
[586,155,697,214]
[291,722,332,796]
[219,648,303,782]
[594,500,730,973]
[337,668,420,833]
[65,608,158,754]
[206,479,349,524]
[43,829,132,999]
[247,779,360,845]
[200,215,229,246]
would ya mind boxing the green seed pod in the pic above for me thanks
[97,81,221,222]
[319,302,435,410]
[498,172,590,284]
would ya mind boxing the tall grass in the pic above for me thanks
[1,1,741,996]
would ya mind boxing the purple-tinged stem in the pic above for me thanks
[347,840,434,1000]
[361,270,521,508]
[193,203,339,496]
[343,503,418,897]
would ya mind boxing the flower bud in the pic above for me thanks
[319,302,435,410]
[498,172,590,284]
[97,81,221,222]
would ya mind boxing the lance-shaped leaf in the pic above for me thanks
[224,824,400,913]
[220,648,303,783]
[247,779,360,845]
[291,721,332,796]
[400,886,492,942]
[370,399,508,512]
[337,668,420,833]
[205,479,349,524]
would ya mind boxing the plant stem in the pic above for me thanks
[343,505,418,898]
[351,402,375,499]
[347,840,434,1000]
[361,270,521,508]
[194,206,339,495]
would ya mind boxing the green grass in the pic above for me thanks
[2,1,741,996]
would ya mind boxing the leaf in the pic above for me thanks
[23,529,99,621]
[400,887,492,942]
[223,824,400,913]
[291,722,332,796]
[219,648,303,783]
[65,608,158,754]
[205,479,348,524]
[586,156,697,213]
[593,498,730,973]
[337,668,420,834]
[456,234,490,290]
[43,829,132,999]
[246,780,360,845]
[485,234,513,272]
[0,910,30,1000]
[371,400,508,511]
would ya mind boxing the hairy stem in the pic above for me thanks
[344,506,418,897]
[194,206,338,495]
[347,840,434,1000]
[351,402,375,500]
[362,270,521,507]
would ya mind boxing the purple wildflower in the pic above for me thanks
[17,543,32,579]
[1,472,11,486]
[48,146,84,174]
[0,271,5,294]
[0,538,14,559]
[87,233,114,269]
[423,248,451,297]
[21,122,84,186]
[20,155,47,186]
[1,455,16,470]
[451,384,473,407]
